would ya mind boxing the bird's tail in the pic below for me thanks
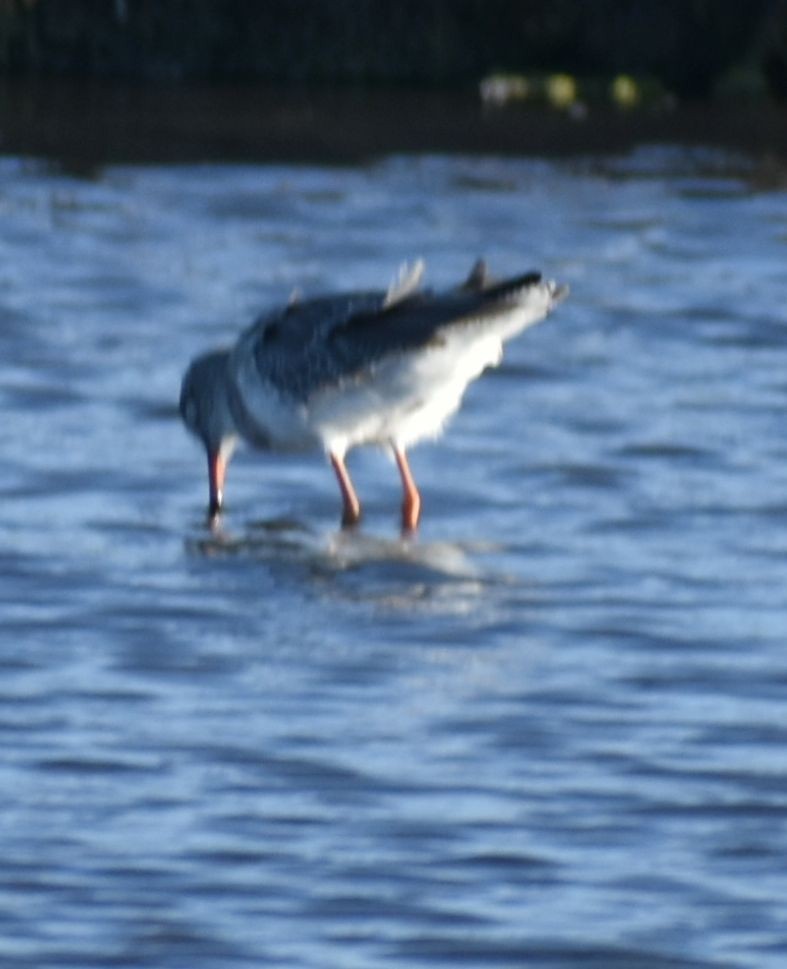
[470,271,568,341]
[483,270,568,308]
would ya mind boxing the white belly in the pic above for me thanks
[307,328,504,456]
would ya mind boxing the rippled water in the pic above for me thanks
[2,146,787,968]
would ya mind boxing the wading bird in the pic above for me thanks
[180,260,567,532]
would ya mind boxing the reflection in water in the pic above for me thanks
[189,515,492,614]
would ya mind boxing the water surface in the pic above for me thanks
[1,147,786,968]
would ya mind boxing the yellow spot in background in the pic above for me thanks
[546,74,578,108]
[611,74,640,107]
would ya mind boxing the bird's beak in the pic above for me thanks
[207,449,226,519]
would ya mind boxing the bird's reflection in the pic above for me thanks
[186,513,500,612]
[192,514,475,573]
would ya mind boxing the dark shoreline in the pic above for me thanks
[0,1,771,98]
[2,79,787,169]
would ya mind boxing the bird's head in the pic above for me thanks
[179,349,239,518]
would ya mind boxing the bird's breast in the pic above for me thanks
[229,351,318,452]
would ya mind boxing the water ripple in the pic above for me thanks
[1,147,786,968]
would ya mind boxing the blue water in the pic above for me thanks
[2,147,787,968]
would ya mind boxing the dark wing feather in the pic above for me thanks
[326,270,543,382]
[245,290,387,400]
[246,270,542,402]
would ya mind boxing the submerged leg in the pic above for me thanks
[329,452,362,528]
[393,444,421,533]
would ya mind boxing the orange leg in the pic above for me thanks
[207,449,227,519]
[393,445,421,533]
[330,452,362,528]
